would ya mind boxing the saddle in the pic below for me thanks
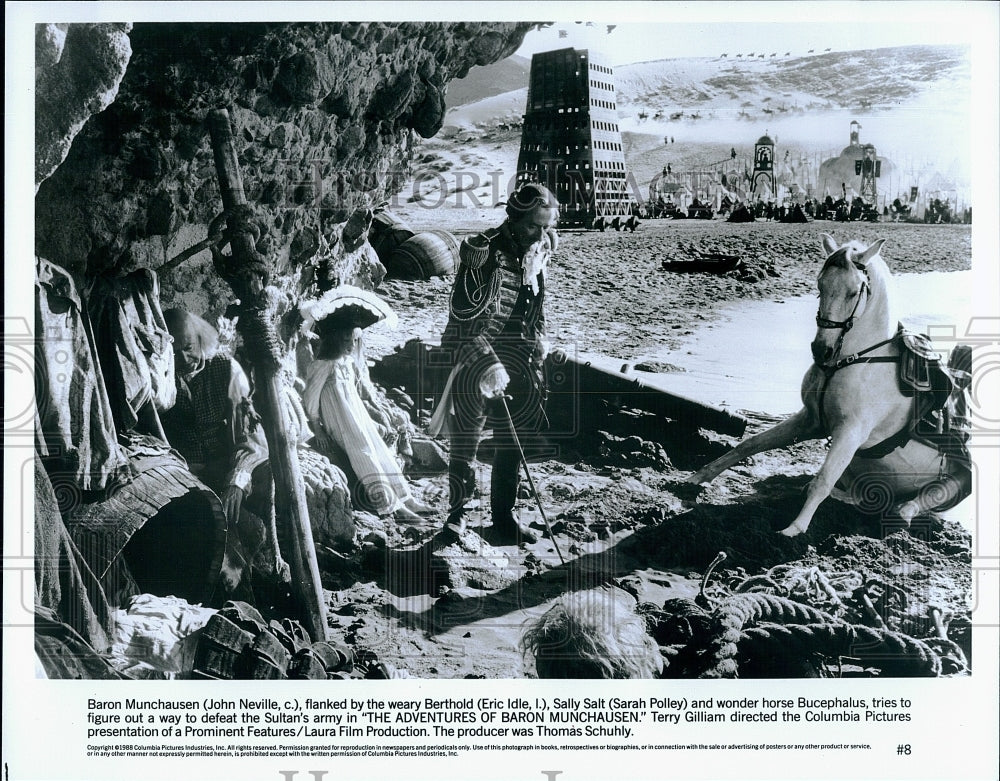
[916,339,972,459]
[898,329,954,407]
[858,329,971,461]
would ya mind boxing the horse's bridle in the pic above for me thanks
[815,261,871,365]
[812,260,898,435]
[816,262,869,330]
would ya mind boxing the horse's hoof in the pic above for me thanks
[777,523,807,537]
[685,471,709,485]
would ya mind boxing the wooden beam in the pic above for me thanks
[207,108,327,642]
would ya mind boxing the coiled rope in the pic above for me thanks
[648,551,968,678]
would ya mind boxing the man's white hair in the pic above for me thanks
[521,588,662,679]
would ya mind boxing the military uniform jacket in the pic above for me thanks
[439,222,547,378]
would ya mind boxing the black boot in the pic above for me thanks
[437,458,476,545]
[487,442,538,545]
[487,510,538,546]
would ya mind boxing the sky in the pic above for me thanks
[10,1,990,55]
[513,9,982,67]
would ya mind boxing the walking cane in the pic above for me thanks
[499,395,565,565]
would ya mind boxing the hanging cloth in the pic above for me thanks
[89,268,176,433]
[35,256,129,492]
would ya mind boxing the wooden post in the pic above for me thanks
[207,108,327,641]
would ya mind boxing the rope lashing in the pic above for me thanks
[648,571,959,678]
[235,306,284,374]
[210,204,271,293]
[738,623,943,677]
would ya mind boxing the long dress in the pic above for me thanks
[303,356,412,516]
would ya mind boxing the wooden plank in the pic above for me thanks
[208,108,327,641]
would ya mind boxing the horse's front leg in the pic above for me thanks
[779,426,870,536]
[687,408,819,485]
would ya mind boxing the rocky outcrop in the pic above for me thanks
[34,21,534,322]
[35,23,133,193]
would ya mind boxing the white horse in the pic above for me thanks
[687,233,970,536]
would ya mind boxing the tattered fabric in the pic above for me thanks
[35,256,129,492]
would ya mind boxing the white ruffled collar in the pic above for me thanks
[520,229,557,294]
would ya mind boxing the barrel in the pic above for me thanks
[64,448,228,606]
[369,210,415,264]
[386,229,459,280]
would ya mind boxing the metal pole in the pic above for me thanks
[499,396,565,565]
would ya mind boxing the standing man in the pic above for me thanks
[430,184,559,545]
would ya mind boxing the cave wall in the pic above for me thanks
[34,21,534,319]
[35,23,133,192]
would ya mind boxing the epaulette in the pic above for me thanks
[459,230,495,269]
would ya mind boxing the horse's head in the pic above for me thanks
[812,233,887,365]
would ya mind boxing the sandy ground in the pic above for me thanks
[631,268,970,416]
[328,217,973,679]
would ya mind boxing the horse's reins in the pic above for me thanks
[813,260,900,438]
[815,262,872,362]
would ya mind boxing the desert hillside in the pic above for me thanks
[414,44,970,206]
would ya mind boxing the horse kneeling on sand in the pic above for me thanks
[687,233,972,536]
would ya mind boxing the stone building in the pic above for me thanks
[818,120,895,202]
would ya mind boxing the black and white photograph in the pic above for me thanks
[5,2,999,780]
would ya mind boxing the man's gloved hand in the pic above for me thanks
[478,363,510,399]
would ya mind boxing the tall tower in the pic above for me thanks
[856,143,881,204]
[749,134,776,198]
[516,48,634,227]
[849,120,861,145]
